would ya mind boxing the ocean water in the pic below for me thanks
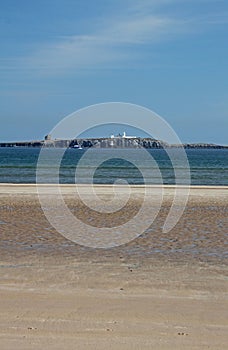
[0,147,227,185]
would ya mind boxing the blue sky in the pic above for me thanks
[0,0,227,144]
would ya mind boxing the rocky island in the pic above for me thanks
[0,132,227,149]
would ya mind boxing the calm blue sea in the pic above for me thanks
[0,147,227,185]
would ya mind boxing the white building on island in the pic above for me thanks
[110,131,136,139]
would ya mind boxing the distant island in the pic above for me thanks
[0,132,227,149]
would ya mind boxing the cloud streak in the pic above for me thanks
[24,13,182,75]
[3,0,227,76]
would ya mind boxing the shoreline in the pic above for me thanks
[1,184,227,203]
[1,182,228,187]
[1,182,228,192]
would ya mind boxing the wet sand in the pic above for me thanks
[0,184,228,349]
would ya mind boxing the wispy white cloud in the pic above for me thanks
[23,12,183,74]
[3,0,228,76]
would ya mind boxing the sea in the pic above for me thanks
[0,147,227,186]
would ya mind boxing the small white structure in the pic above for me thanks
[110,132,136,139]
[122,131,136,139]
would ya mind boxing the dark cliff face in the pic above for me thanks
[68,138,227,149]
[69,138,167,149]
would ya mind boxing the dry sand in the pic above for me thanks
[0,184,227,349]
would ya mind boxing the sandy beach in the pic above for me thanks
[0,184,227,349]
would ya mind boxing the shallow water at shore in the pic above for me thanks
[0,188,227,264]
